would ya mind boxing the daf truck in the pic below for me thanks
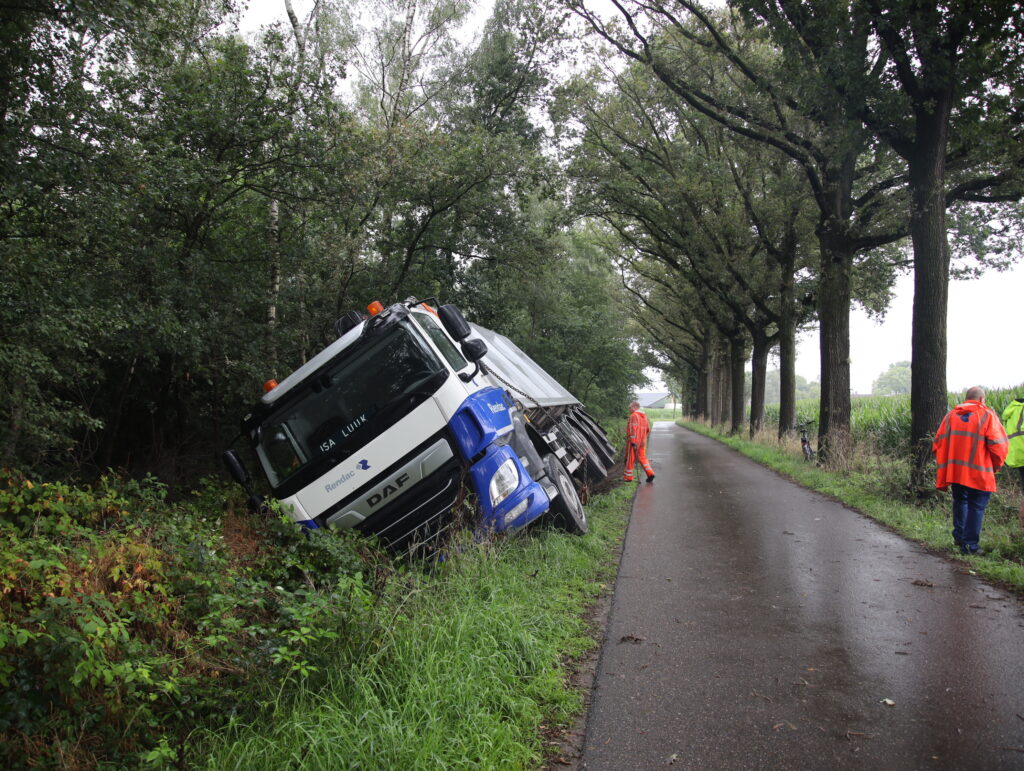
[222,297,617,553]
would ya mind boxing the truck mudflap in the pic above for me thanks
[468,443,549,532]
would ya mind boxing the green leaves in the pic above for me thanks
[1,0,608,478]
[0,470,372,767]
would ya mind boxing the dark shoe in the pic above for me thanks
[646,475,655,483]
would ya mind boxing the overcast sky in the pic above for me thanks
[796,260,1024,395]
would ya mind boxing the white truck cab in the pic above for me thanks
[224,298,615,553]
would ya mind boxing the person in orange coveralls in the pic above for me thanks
[933,386,1008,555]
[624,401,655,483]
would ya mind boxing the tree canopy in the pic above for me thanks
[872,361,912,396]
[1,0,1021,481]
[0,0,647,478]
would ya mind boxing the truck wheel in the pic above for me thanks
[581,450,607,486]
[576,412,617,457]
[543,454,588,535]
[582,426,616,470]
[570,414,616,468]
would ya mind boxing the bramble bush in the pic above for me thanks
[0,470,380,768]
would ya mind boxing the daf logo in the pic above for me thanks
[366,472,410,508]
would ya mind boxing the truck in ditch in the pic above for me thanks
[222,297,617,554]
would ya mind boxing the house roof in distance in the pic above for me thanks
[635,392,671,408]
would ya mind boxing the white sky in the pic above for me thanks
[238,0,494,36]
[238,0,314,35]
[796,260,1024,395]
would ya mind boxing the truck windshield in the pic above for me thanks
[256,320,447,490]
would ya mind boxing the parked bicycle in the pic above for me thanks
[797,420,816,462]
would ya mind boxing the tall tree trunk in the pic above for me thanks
[709,345,721,425]
[816,235,853,462]
[730,332,745,435]
[697,331,711,420]
[908,98,952,493]
[718,341,732,428]
[777,255,797,438]
[267,198,282,363]
[749,328,770,438]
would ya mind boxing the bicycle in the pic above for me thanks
[797,421,816,462]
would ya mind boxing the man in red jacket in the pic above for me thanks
[624,401,655,483]
[933,386,1009,555]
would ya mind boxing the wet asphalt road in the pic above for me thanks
[580,423,1024,770]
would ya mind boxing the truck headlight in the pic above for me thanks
[489,458,519,506]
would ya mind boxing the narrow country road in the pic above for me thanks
[580,423,1024,770]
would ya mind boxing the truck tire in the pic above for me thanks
[571,412,617,468]
[558,420,605,485]
[543,453,588,535]
[580,448,607,486]
[575,420,616,469]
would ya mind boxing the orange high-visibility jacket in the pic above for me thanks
[627,409,650,446]
[933,400,1009,492]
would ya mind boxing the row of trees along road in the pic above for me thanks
[563,0,1024,487]
[0,0,647,481]
[3,0,1022,490]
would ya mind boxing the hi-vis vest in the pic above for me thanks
[1002,398,1024,468]
[627,409,649,445]
[932,400,1009,492]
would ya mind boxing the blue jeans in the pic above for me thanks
[951,484,991,553]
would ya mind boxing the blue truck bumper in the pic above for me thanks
[468,444,549,532]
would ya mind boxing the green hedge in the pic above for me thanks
[0,471,374,768]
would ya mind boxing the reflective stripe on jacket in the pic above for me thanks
[1002,398,1024,468]
[932,400,1009,492]
[627,409,649,445]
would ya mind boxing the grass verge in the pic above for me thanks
[194,483,634,770]
[679,420,1024,593]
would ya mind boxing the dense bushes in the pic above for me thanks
[0,471,376,768]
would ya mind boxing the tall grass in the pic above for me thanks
[194,485,634,770]
[762,383,1024,458]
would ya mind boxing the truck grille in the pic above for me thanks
[355,455,465,554]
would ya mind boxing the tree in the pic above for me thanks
[566,0,911,461]
[872,361,912,396]
[0,0,644,477]
[0,0,252,471]
[853,0,1024,487]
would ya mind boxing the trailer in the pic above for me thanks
[223,298,617,553]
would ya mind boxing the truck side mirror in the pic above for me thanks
[439,304,471,341]
[223,450,266,512]
[222,449,250,485]
[460,337,487,362]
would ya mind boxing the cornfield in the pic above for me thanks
[763,384,1024,459]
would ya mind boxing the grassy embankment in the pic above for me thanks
[1,468,634,769]
[195,484,633,769]
[673,388,1024,593]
